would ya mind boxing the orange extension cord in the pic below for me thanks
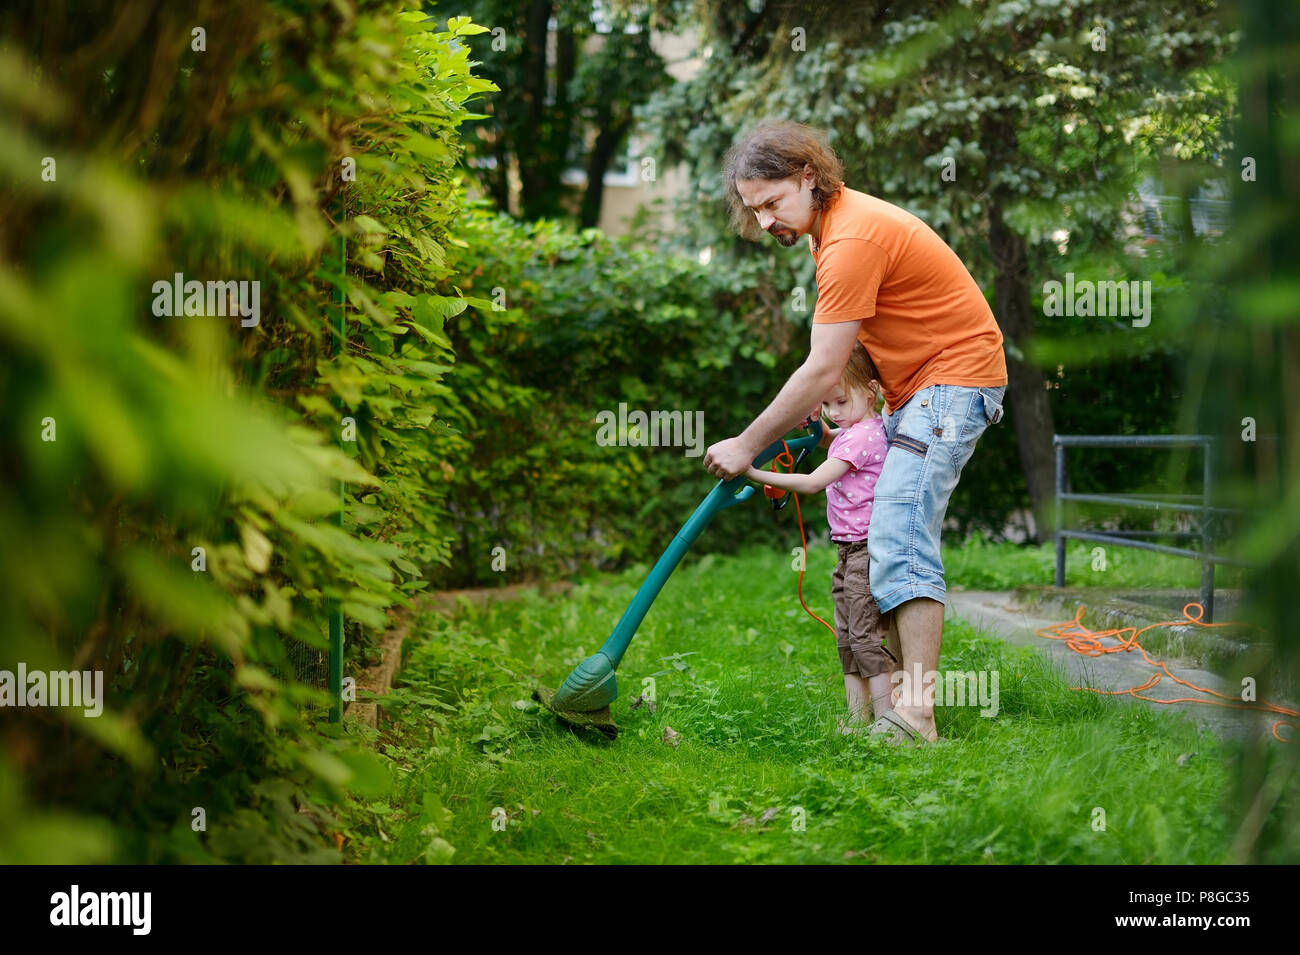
[766,441,1298,744]
[764,441,836,638]
[1036,604,1298,743]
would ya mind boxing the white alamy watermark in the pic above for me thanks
[50,885,150,935]
[152,272,261,327]
[1042,272,1152,327]
[891,664,999,717]
[595,403,705,458]
[0,665,103,717]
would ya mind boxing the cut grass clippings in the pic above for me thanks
[339,542,1241,864]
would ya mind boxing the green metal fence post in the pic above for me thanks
[329,226,345,722]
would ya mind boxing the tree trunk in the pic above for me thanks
[519,0,552,216]
[581,114,632,229]
[555,23,575,115]
[485,129,510,212]
[988,198,1057,543]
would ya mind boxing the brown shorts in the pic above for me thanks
[831,539,897,677]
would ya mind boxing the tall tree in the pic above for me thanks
[454,0,674,224]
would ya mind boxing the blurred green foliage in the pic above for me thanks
[431,204,822,587]
[0,1,494,862]
[1185,0,1300,863]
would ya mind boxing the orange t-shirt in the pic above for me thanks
[809,187,1007,411]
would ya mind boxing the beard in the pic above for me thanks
[768,225,799,247]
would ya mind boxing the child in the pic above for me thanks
[745,342,898,731]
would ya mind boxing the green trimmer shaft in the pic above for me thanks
[534,419,824,738]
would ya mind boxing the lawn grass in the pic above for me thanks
[940,536,1252,592]
[340,541,1242,864]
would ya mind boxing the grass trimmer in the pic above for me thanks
[533,418,824,739]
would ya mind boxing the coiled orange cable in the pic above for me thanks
[1037,603,1297,743]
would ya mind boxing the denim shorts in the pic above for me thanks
[867,383,1005,615]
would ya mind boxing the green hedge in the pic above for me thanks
[430,205,821,589]
[0,1,493,862]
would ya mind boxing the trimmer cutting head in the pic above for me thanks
[534,652,620,738]
[532,685,618,739]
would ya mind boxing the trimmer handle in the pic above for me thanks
[768,445,812,511]
[589,415,826,672]
[715,417,824,513]
[752,416,823,470]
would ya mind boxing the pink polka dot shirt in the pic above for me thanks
[825,416,888,543]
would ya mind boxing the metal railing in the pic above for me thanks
[1053,434,1254,622]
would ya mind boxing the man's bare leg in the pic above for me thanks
[886,612,903,707]
[892,597,943,742]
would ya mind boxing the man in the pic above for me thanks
[702,119,1008,744]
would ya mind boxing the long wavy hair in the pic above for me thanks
[722,119,845,241]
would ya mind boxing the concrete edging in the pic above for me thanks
[1012,585,1261,673]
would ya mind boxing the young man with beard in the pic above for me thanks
[703,119,1008,744]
